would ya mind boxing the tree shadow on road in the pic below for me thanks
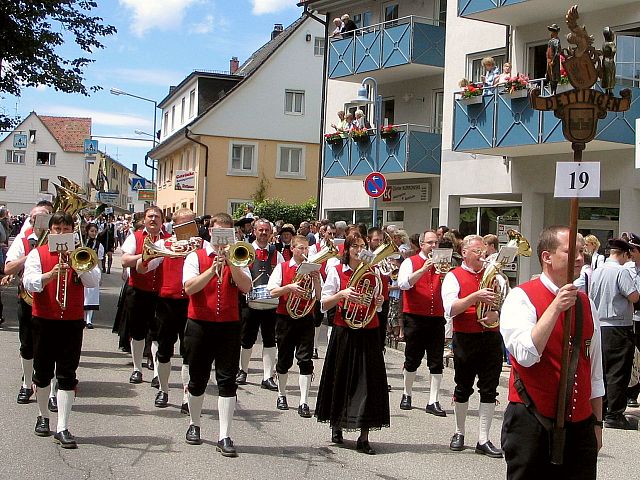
[76,380,137,398]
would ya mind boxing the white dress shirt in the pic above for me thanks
[5,231,38,264]
[441,262,483,317]
[23,248,101,292]
[397,251,427,290]
[182,242,250,286]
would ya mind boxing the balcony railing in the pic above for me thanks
[452,79,640,155]
[328,16,445,80]
[323,124,441,177]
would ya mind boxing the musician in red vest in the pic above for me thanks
[182,212,252,457]
[121,206,170,385]
[500,226,604,479]
[441,235,503,458]
[4,205,51,406]
[22,212,101,448]
[397,229,447,416]
[267,235,321,418]
[275,224,295,262]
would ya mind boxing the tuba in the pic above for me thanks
[343,235,399,329]
[286,240,340,319]
[476,229,532,328]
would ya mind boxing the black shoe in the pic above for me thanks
[450,433,464,451]
[298,403,312,418]
[356,438,376,455]
[475,441,503,458]
[235,369,247,385]
[34,416,51,437]
[312,348,319,359]
[185,425,202,445]
[151,376,160,389]
[180,402,190,414]
[17,386,33,404]
[48,397,58,413]
[85,323,94,329]
[627,398,640,408]
[331,428,343,444]
[129,371,142,384]
[604,415,638,430]
[261,377,278,391]
[146,357,154,371]
[400,394,412,410]
[216,437,238,457]
[276,395,289,410]
[154,391,168,408]
[425,402,447,417]
[53,429,77,449]
[388,384,392,392]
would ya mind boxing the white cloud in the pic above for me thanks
[251,0,295,15]
[191,14,215,34]
[119,0,200,37]
[40,105,152,130]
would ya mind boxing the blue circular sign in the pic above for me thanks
[363,172,387,199]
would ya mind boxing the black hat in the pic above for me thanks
[547,24,560,32]
[234,217,253,228]
[608,238,631,253]
[280,224,296,236]
[628,233,640,249]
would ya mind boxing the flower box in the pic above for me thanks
[504,89,528,98]
[380,125,399,141]
[556,83,572,93]
[460,95,483,105]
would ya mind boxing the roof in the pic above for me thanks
[158,70,244,108]
[38,115,91,153]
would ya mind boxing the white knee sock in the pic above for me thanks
[403,370,416,396]
[50,378,57,398]
[158,361,171,393]
[151,341,159,378]
[428,374,442,404]
[278,372,288,396]
[181,364,190,403]
[84,310,93,325]
[314,326,321,348]
[56,389,74,433]
[131,339,144,372]
[262,347,276,381]
[188,393,204,427]
[218,396,236,440]
[327,326,333,343]
[299,374,311,406]
[454,401,468,436]
[240,347,252,372]
[21,358,33,388]
[36,384,51,418]
[478,402,495,445]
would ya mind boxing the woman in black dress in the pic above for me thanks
[315,232,389,454]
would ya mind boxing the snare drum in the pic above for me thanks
[247,285,279,310]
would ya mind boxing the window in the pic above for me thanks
[0,176,6,189]
[36,152,56,166]
[386,210,404,222]
[189,89,196,117]
[353,11,372,30]
[277,146,305,178]
[528,43,548,81]
[383,2,399,25]
[229,199,252,216]
[29,130,37,143]
[433,90,444,134]
[6,150,25,164]
[111,168,118,179]
[468,50,506,83]
[437,0,447,25]
[163,112,169,136]
[285,90,304,115]
[617,27,640,87]
[171,105,176,131]
[39,178,49,193]
[228,142,257,175]
[314,37,325,56]
[326,209,383,227]
[181,97,186,123]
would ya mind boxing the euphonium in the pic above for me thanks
[476,229,532,328]
[286,239,340,319]
[343,235,399,329]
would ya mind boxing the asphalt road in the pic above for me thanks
[0,251,637,479]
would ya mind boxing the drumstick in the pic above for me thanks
[251,272,264,285]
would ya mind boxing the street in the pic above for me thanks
[0,252,637,480]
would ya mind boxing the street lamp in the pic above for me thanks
[352,77,382,227]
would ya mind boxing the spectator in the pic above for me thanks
[354,109,371,130]
[436,226,449,242]
[330,110,349,133]
[334,221,347,239]
[585,234,605,270]
[330,17,343,39]
[341,14,357,37]
[480,57,500,93]
[495,62,512,86]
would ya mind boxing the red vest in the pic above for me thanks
[187,249,240,322]
[332,265,379,329]
[402,254,444,316]
[22,236,35,257]
[128,230,169,292]
[276,261,299,315]
[508,279,594,422]
[159,256,187,299]
[32,246,85,320]
[451,267,486,333]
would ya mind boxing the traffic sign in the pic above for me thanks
[83,139,98,155]
[131,177,145,191]
[363,172,387,199]
[13,133,28,148]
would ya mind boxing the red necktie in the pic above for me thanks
[257,248,267,261]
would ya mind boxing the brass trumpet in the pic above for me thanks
[141,236,201,262]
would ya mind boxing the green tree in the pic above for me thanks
[234,197,317,226]
[0,0,116,129]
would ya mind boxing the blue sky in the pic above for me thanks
[2,0,302,180]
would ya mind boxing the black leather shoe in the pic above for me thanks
[425,402,447,417]
[151,376,160,389]
[185,425,202,445]
[17,386,33,404]
[180,402,190,414]
[85,323,94,329]
[216,437,238,457]
[53,429,77,449]
[34,416,51,437]
[155,391,168,408]
[331,428,343,444]
[604,415,638,430]
[627,398,640,408]
[356,438,376,455]
[312,348,319,359]
[261,377,278,391]
[449,433,464,451]
[235,369,247,385]
[475,441,503,458]
[276,396,289,410]
[400,394,412,410]
[146,356,154,371]
[298,403,312,418]
[48,397,58,412]
[129,371,142,384]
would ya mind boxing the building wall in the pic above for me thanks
[159,78,199,142]
[156,143,197,213]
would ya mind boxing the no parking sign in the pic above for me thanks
[363,172,386,199]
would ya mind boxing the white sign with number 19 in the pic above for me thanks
[554,162,600,198]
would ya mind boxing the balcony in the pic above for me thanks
[328,16,445,83]
[452,81,640,156]
[457,0,639,26]
[323,124,441,178]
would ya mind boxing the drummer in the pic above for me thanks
[236,219,284,390]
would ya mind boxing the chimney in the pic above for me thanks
[230,56,239,74]
[132,163,137,174]
[271,23,283,40]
